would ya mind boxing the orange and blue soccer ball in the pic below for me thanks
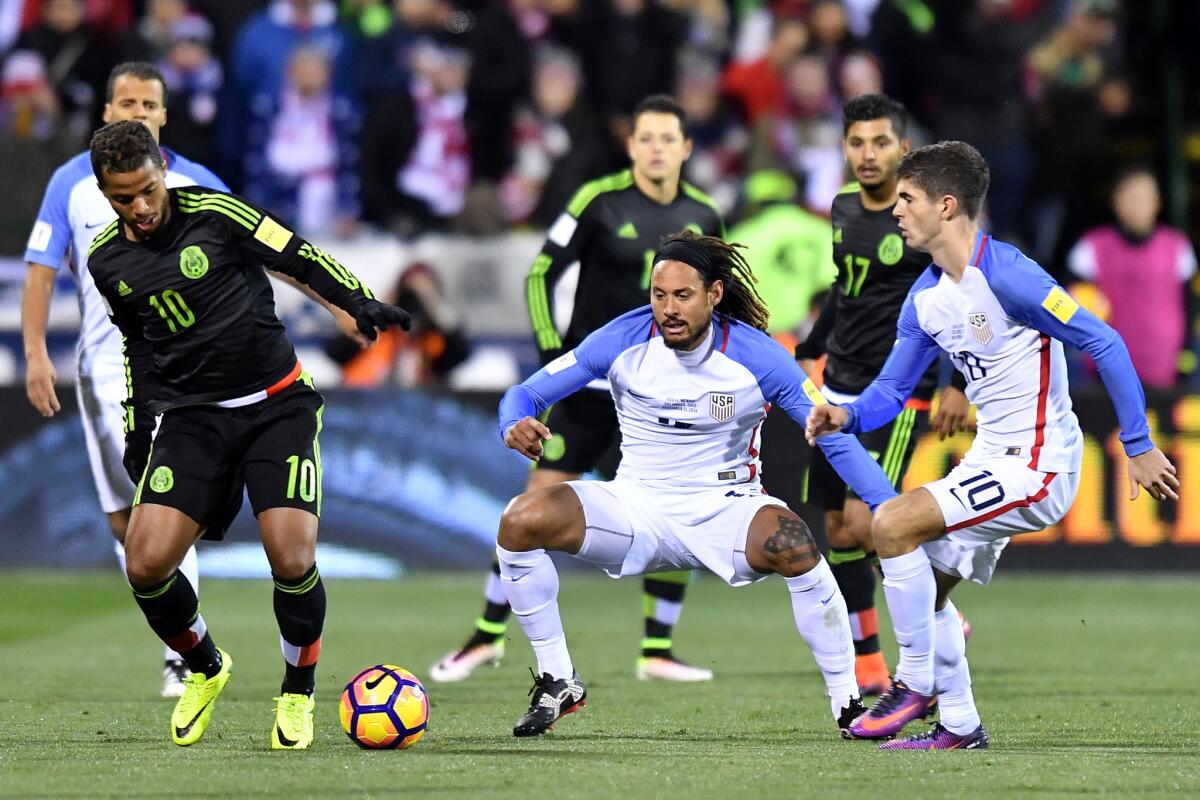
[339,665,429,749]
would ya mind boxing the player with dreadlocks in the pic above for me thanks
[492,230,900,738]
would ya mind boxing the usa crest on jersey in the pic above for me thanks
[709,392,735,422]
[969,312,993,345]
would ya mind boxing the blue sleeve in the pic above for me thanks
[497,311,646,441]
[730,327,898,511]
[844,281,941,435]
[23,164,75,268]
[988,251,1153,457]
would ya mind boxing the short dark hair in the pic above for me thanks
[633,94,689,137]
[90,120,164,183]
[106,61,168,108]
[897,141,991,220]
[842,93,907,139]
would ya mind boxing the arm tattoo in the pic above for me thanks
[761,514,820,571]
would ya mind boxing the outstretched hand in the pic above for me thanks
[805,404,850,445]
[1127,447,1180,502]
[355,300,412,340]
[505,416,553,461]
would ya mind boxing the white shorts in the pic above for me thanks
[923,459,1080,585]
[76,373,136,514]
[567,478,788,587]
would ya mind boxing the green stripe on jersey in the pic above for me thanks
[526,253,561,351]
[177,198,256,230]
[87,221,120,256]
[837,181,861,195]
[680,181,725,235]
[566,170,633,217]
[176,190,262,225]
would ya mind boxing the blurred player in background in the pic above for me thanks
[794,94,970,695]
[431,95,726,684]
[807,141,1179,749]
[86,120,410,749]
[496,231,898,738]
[22,62,226,699]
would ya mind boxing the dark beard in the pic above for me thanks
[662,319,711,352]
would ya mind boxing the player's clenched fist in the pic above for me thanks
[805,404,851,445]
[504,416,553,461]
[355,300,412,340]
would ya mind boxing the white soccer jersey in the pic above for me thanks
[845,232,1154,473]
[24,149,227,379]
[499,307,897,507]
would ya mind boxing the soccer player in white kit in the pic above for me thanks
[495,231,903,738]
[806,142,1179,750]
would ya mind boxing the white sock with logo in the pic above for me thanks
[934,600,980,735]
[496,544,573,680]
[785,559,859,717]
[880,548,937,695]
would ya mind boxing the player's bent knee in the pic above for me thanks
[753,510,822,578]
[499,485,584,553]
[123,544,176,589]
[871,498,914,554]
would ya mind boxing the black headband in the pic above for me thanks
[654,238,716,281]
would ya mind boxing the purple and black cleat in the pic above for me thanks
[879,722,989,750]
[847,679,936,739]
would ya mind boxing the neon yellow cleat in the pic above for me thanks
[271,692,315,750]
[170,648,232,746]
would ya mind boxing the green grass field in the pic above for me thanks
[1,570,1197,799]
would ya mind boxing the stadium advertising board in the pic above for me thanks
[0,387,1195,571]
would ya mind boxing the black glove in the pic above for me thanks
[355,300,412,341]
[123,427,153,484]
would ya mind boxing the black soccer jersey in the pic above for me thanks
[526,169,724,362]
[88,187,375,416]
[797,184,938,400]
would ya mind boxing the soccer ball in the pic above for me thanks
[339,665,429,749]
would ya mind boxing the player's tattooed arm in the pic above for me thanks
[761,515,821,573]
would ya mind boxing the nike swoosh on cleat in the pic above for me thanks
[274,724,299,748]
[175,697,214,739]
[855,703,922,733]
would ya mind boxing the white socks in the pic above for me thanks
[785,559,859,717]
[117,538,201,663]
[484,568,509,606]
[880,548,936,695]
[934,600,980,734]
[496,544,573,680]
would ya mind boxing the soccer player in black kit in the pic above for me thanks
[87,120,410,750]
[795,95,970,695]
[431,95,725,684]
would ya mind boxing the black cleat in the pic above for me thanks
[837,696,868,740]
[513,668,587,737]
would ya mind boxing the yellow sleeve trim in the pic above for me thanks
[1041,286,1079,324]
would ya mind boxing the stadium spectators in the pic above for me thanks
[720,13,808,125]
[242,44,361,237]
[0,49,77,252]
[156,14,222,170]
[221,0,356,185]
[16,0,113,142]
[500,46,604,227]
[1068,167,1198,390]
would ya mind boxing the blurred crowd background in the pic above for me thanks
[2,0,1199,392]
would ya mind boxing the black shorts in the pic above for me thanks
[134,380,325,541]
[538,389,620,476]
[805,405,929,511]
